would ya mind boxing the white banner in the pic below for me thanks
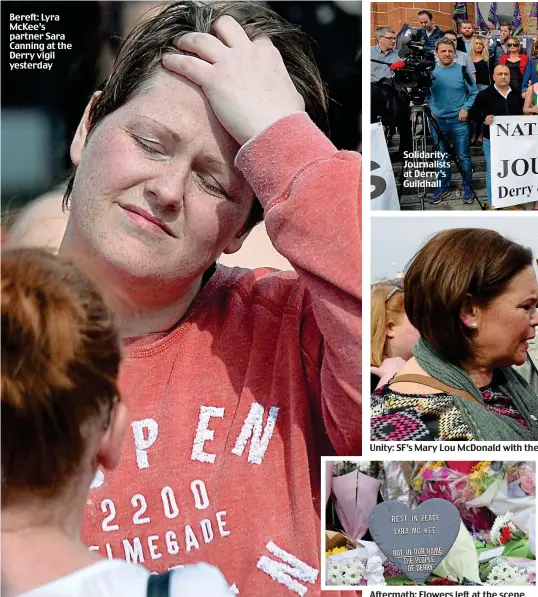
[490,115,538,209]
[371,122,399,211]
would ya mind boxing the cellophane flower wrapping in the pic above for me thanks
[380,461,419,507]
[411,462,495,531]
[326,554,386,586]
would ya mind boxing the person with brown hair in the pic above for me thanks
[56,2,361,595]
[1,248,235,596]
[371,228,538,442]
[370,281,419,390]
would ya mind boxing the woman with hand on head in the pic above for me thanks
[1,249,233,597]
[370,280,420,391]
[371,229,538,442]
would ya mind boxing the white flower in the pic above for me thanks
[487,562,532,586]
[490,511,513,545]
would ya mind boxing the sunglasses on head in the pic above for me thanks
[385,281,404,302]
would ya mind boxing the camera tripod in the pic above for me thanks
[397,102,486,211]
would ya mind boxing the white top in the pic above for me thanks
[19,560,234,597]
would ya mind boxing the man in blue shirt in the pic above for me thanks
[427,37,479,204]
[417,10,443,53]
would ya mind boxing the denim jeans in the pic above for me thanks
[429,115,472,193]
[483,137,491,206]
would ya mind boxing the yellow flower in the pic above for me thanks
[326,546,349,556]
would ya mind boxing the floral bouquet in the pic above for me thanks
[326,555,385,586]
[465,462,508,500]
[480,558,536,586]
[467,462,536,538]
[411,462,494,531]
[490,512,526,546]
[331,463,382,540]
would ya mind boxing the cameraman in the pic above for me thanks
[417,10,443,52]
[371,26,412,156]
[427,37,478,205]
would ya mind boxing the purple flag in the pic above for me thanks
[453,2,468,24]
[530,2,538,18]
[487,2,499,26]
[512,2,523,36]
[475,3,489,30]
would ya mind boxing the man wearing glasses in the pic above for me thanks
[371,27,412,156]
[371,27,398,83]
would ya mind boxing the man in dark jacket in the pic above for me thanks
[456,20,474,54]
[470,64,524,206]
[417,10,443,52]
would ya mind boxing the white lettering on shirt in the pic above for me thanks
[200,518,214,544]
[190,479,210,510]
[185,524,200,552]
[148,535,162,560]
[131,418,159,469]
[232,402,279,465]
[123,536,145,563]
[216,510,231,537]
[191,406,225,463]
[257,541,319,596]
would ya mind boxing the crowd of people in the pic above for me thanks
[371,227,538,441]
[1,2,361,596]
[371,11,538,208]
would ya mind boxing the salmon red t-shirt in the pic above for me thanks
[82,114,362,597]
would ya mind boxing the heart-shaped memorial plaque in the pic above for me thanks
[369,498,461,583]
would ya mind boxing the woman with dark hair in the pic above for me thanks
[1,249,233,596]
[371,228,538,442]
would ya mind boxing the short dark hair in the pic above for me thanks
[404,228,534,364]
[418,10,433,20]
[63,1,329,231]
[460,20,473,26]
[435,37,456,52]
[500,23,512,30]
[442,29,458,37]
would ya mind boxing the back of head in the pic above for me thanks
[63,1,329,227]
[1,248,121,505]
[371,281,405,367]
[404,228,533,363]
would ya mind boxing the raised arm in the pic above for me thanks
[162,17,361,455]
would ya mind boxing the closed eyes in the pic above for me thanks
[131,134,165,158]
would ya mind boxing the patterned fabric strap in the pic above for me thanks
[388,374,481,405]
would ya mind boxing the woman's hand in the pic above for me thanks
[162,15,305,146]
[371,357,407,390]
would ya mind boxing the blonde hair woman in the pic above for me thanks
[370,280,419,390]
[468,36,491,146]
